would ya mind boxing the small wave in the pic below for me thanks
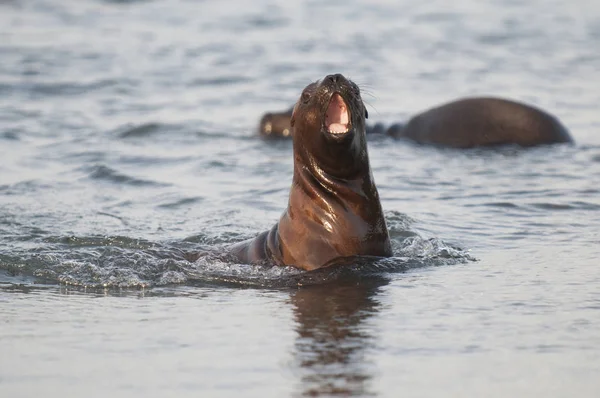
[85,164,167,187]
[395,236,474,261]
[0,227,474,290]
[1,130,19,140]
[412,11,460,23]
[162,232,474,288]
[65,150,106,163]
[385,210,418,239]
[191,76,252,87]
[41,235,155,249]
[0,242,193,289]
[102,0,150,4]
[114,122,193,139]
[157,197,204,209]
[24,79,120,97]
[116,122,165,139]
[114,121,225,142]
[481,202,520,209]
[529,202,600,211]
[183,231,253,246]
[0,179,54,195]
[246,15,288,29]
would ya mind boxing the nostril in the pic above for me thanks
[326,73,343,84]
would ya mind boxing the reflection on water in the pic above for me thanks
[291,277,387,397]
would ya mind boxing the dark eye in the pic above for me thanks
[365,108,369,119]
[301,91,311,104]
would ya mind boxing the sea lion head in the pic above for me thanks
[258,107,293,139]
[290,73,369,177]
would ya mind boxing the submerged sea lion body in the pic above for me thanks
[388,97,573,148]
[232,74,392,271]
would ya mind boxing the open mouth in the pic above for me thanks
[325,93,351,135]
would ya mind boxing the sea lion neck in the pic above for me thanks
[292,146,375,203]
[293,133,370,180]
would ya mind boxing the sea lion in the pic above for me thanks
[232,73,392,271]
[257,106,294,139]
[387,97,573,148]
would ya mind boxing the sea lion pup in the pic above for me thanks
[231,73,392,271]
[257,106,294,139]
[387,97,573,148]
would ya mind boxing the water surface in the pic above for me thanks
[1,0,600,397]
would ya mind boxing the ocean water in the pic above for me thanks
[1,0,599,397]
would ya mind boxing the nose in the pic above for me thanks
[325,73,345,84]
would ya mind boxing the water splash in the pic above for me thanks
[0,221,474,290]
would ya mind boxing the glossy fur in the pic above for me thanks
[231,74,392,271]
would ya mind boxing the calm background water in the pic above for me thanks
[1,0,600,397]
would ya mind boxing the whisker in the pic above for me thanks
[363,99,380,117]
[360,90,377,99]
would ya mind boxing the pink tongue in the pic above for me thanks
[325,93,349,133]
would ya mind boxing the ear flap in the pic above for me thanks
[290,101,299,127]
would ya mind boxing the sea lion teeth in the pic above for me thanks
[327,127,349,134]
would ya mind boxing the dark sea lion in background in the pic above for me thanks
[387,97,573,148]
[258,106,294,139]
[232,73,392,271]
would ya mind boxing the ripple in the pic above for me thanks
[85,164,167,187]
[101,0,151,4]
[116,122,166,138]
[190,76,252,87]
[114,122,195,140]
[395,236,475,261]
[413,11,461,23]
[22,79,122,97]
[0,241,192,289]
[481,202,520,209]
[1,130,19,140]
[42,234,156,249]
[65,150,106,163]
[0,180,53,195]
[529,202,600,211]
[96,212,129,226]
[183,230,251,246]
[157,197,204,209]
[385,210,419,240]
[246,15,288,29]
[0,220,48,243]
